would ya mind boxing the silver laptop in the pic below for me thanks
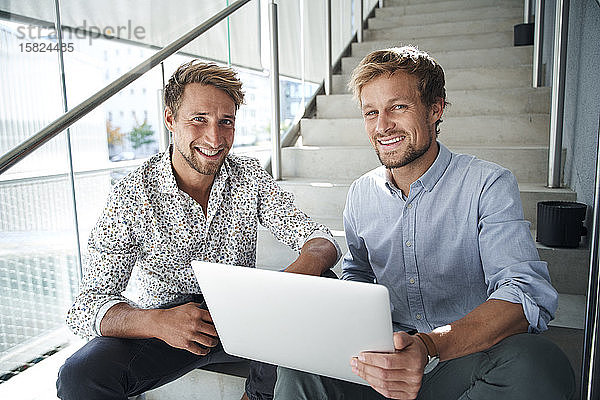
[192,261,394,386]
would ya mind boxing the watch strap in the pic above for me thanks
[414,332,439,358]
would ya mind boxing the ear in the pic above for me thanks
[429,98,444,124]
[164,107,175,132]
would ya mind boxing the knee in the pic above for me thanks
[490,334,575,399]
[56,350,92,399]
[56,337,129,399]
[274,367,324,400]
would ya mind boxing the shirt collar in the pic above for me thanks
[382,141,452,195]
[417,141,451,192]
[157,147,231,195]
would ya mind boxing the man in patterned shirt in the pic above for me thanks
[56,61,340,400]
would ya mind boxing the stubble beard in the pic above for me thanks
[174,140,227,176]
[375,127,434,169]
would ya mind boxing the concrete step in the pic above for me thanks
[366,17,520,41]
[344,33,514,69]
[316,88,551,119]
[282,145,555,184]
[383,0,521,6]
[145,367,246,400]
[376,0,522,17]
[370,5,522,28]
[333,65,534,94]
[552,294,587,330]
[301,114,549,147]
[539,241,590,296]
[349,45,533,69]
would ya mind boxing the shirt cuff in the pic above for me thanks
[301,229,343,264]
[488,283,550,333]
[93,300,127,336]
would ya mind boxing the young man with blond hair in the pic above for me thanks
[274,46,575,400]
[56,60,340,400]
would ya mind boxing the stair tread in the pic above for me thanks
[551,294,587,330]
[368,16,521,34]
[321,87,551,97]
[356,30,513,44]
[286,144,551,150]
[277,177,578,195]
[378,0,522,14]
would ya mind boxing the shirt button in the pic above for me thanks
[406,203,413,209]
[416,314,422,320]
[409,278,415,284]
[406,241,412,247]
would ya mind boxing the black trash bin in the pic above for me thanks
[536,201,587,248]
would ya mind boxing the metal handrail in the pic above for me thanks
[268,0,281,180]
[532,0,545,88]
[583,118,600,400]
[0,0,251,176]
[547,0,569,188]
[523,0,532,23]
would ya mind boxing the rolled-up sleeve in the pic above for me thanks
[478,169,558,333]
[65,189,139,338]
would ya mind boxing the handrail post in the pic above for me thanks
[532,0,545,87]
[524,0,532,23]
[582,120,600,400]
[357,0,364,43]
[547,0,569,188]
[379,0,384,9]
[54,0,83,281]
[325,0,332,95]
[268,0,282,180]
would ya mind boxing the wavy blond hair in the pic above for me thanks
[349,46,448,134]
[164,60,245,117]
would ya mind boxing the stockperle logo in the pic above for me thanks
[15,20,146,45]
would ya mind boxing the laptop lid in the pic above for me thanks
[192,261,394,386]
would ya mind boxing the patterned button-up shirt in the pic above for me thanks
[67,149,339,338]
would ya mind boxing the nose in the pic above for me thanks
[375,111,394,135]
[204,122,222,148]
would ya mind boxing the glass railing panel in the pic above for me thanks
[0,133,80,382]
[0,10,82,382]
[0,17,67,178]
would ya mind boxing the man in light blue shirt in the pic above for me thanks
[275,46,575,399]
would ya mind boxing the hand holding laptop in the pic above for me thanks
[351,331,428,398]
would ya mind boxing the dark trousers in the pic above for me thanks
[275,333,576,400]
[56,336,276,400]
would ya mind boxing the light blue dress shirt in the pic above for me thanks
[342,142,558,333]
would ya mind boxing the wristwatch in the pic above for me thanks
[414,332,440,374]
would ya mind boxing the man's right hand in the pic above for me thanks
[153,302,219,355]
[100,301,219,355]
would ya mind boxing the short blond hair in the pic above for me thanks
[164,60,244,117]
[349,46,447,134]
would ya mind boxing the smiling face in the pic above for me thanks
[165,83,236,180]
[360,71,442,173]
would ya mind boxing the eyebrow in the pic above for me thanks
[190,112,236,120]
[361,96,412,110]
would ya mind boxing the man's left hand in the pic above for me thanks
[351,331,428,400]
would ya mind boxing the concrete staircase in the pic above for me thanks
[146,0,589,398]
[258,0,589,395]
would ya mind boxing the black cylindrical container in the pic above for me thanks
[536,201,587,248]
